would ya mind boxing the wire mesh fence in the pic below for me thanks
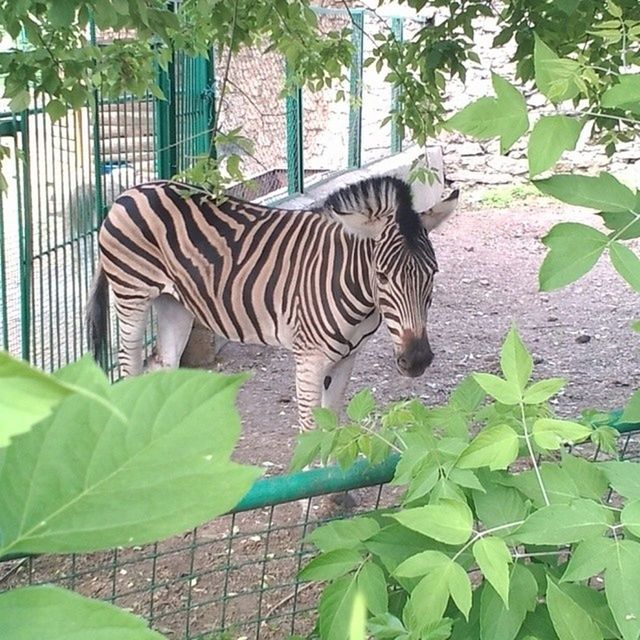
[1,425,638,639]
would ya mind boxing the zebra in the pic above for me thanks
[87,176,458,430]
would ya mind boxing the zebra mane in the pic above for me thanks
[322,176,423,247]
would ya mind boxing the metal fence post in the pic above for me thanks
[285,64,304,195]
[390,17,404,154]
[207,49,217,160]
[155,56,177,179]
[15,113,31,361]
[348,10,364,168]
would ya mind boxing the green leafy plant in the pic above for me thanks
[0,353,261,639]
[296,328,640,640]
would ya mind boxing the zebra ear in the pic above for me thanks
[329,209,387,239]
[420,188,459,232]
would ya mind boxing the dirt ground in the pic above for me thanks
[214,189,640,472]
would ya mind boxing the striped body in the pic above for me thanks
[88,177,458,430]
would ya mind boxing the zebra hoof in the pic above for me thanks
[329,490,358,510]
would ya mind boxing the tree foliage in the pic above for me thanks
[296,328,640,640]
[0,353,261,639]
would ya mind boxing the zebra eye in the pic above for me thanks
[377,272,389,285]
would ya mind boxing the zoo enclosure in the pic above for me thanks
[0,7,425,376]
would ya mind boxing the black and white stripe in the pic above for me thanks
[87,176,458,429]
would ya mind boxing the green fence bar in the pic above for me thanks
[390,17,404,154]
[285,64,304,195]
[17,110,31,361]
[234,455,399,513]
[348,9,364,168]
[155,57,177,179]
[233,409,640,514]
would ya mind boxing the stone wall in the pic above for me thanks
[437,16,639,187]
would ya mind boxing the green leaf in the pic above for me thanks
[599,461,640,499]
[534,173,637,212]
[590,425,619,457]
[447,561,472,620]
[450,375,486,414]
[561,537,616,582]
[605,540,640,640]
[621,500,640,538]
[0,352,73,447]
[473,537,512,607]
[445,74,528,154]
[449,468,485,492]
[357,560,388,616]
[561,583,619,639]
[309,517,379,553]
[319,575,358,640]
[349,590,367,640]
[391,499,473,545]
[523,378,566,404]
[532,418,592,449]
[622,389,640,423]
[368,613,407,638]
[313,406,339,430]
[546,579,603,640]
[364,525,439,577]
[0,370,260,556]
[49,0,78,27]
[561,454,608,501]
[290,429,325,472]
[610,242,640,293]
[299,549,362,581]
[52,356,111,398]
[480,564,538,640]
[602,74,640,110]
[528,115,583,176]
[395,550,451,578]
[504,463,581,507]
[409,559,471,629]
[518,605,559,640]
[458,424,520,471]
[473,479,529,536]
[0,585,163,639]
[9,90,30,113]
[411,571,451,629]
[599,210,640,240]
[539,223,609,291]
[45,99,68,122]
[473,373,521,404]
[491,73,529,153]
[534,35,582,102]
[500,327,533,392]
[347,389,376,421]
[514,499,613,545]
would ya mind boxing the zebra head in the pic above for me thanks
[326,176,459,377]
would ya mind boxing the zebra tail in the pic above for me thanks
[86,264,109,362]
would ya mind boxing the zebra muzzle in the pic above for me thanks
[396,336,434,377]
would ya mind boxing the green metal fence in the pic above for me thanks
[0,7,421,376]
[1,422,638,639]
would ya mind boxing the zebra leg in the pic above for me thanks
[153,294,195,369]
[114,296,150,377]
[321,354,357,416]
[293,354,327,431]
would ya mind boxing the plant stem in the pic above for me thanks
[452,520,525,563]
[519,401,550,506]
[358,421,404,454]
